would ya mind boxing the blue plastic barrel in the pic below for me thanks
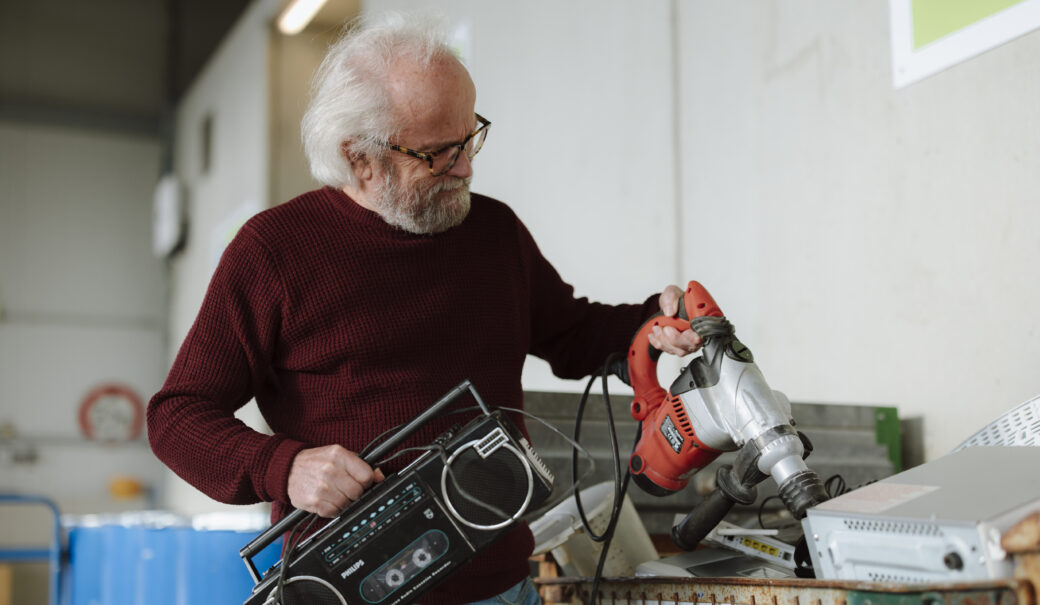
[64,511,281,605]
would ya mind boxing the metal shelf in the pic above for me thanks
[0,494,61,605]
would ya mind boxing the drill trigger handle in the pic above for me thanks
[627,281,722,421]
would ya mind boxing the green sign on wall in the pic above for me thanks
[913,0,1028,48]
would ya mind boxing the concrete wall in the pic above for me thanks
[0,120,165,511]
[269,27,344,206]
[167,0,277,362]
[677,2,1040,460]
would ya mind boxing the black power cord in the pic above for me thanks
[570,351,638,605]
[272,511,321,604]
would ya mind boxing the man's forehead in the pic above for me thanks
[386,55,476,147]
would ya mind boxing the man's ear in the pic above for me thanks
[341,141,375,184]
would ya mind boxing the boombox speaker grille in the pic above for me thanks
[442,435,532,530]
[267,575,346,605]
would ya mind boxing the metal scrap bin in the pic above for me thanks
[538,575,1028,605]
[535,513,1040,605]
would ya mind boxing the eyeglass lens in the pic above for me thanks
[431,126,488,175]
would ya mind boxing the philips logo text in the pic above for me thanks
[341,559,365,578]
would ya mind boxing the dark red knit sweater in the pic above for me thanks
[147,186,658,605]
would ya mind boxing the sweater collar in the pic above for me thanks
[320,186,452,239]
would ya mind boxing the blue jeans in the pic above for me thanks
[466,577,542,605]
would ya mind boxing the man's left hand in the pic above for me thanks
[648,285,703,356]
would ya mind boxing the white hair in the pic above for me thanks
[301,12,459,188]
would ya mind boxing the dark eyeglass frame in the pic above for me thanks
[384,113,491,176]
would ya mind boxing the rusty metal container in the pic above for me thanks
[535,513,1040,605]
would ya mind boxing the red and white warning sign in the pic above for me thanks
[78,383,145,442]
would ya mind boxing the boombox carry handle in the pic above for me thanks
[239,379,488,584]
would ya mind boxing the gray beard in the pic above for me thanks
[372,168,472,235]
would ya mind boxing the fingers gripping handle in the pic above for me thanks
[627,281,722,420]
[627,314,688,421]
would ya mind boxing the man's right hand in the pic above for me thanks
[287,445,385,518]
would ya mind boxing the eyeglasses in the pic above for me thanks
[385,113,490,176]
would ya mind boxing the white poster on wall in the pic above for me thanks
[890,0,1040,88]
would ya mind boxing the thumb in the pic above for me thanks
[659,285,683,317]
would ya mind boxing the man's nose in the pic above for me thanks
[445,150,473,179]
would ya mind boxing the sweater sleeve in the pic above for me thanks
[147,227,306,505]
[516,218,660,379]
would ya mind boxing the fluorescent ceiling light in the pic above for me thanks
[277,0,328,35]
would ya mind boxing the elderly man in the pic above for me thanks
[148,12,699,605]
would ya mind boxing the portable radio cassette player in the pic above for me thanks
[240,381,555,605]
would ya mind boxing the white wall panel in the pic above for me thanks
[0,122,164,318]
[0,120,165,514]
[678,2,1040,460]
[168,0,280,352]
[0,323,163,436]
